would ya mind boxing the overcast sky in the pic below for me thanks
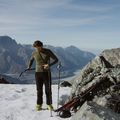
[0,0,120,54]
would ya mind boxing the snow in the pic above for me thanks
[0,84,72,120]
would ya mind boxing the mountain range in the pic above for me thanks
[0,36,95,82]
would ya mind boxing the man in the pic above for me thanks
[28,40,58,111]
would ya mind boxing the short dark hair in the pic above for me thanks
[33,40,43,47]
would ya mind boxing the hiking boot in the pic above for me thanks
[36,104,42,111]
[47,105,53,110]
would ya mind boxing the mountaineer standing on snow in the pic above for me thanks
[28,40,58,111]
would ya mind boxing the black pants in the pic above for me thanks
[35,72,52,105]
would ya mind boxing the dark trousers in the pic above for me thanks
[35,72,52,105]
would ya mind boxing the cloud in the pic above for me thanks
[0,0,119,35]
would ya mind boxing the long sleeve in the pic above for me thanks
[28,54,34,69]
[48,50,58,66]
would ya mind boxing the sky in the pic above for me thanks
[0,0,120,54]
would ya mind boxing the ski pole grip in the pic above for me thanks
[57,61,62,70]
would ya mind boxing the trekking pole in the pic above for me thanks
[18,68,35,79]
[48,69,53,117]
[57,61,62,113]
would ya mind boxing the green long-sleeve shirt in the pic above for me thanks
[28,48,58,72]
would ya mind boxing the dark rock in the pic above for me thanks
[107,93,120,113]
[0,77,9,84]
[60,81,72,87]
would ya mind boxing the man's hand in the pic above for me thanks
[43,64,49,70]
[27,66,31,70]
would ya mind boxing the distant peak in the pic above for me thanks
[0,36,17,45]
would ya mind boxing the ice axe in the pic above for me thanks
[18,68,35,79]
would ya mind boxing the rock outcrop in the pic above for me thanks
[70,48,120,120]
[71,102,120,120]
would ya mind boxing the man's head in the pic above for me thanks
[33,40,43,47]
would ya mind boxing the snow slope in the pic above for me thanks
[0,84,71,120]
